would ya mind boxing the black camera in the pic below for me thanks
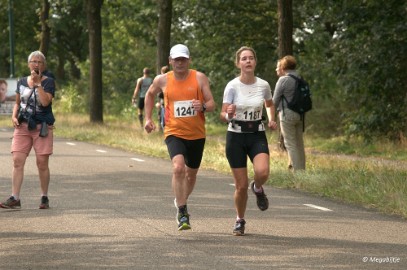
[18,111,37,130]
[39,122,48,137]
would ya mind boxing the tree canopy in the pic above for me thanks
[0,0,405,142]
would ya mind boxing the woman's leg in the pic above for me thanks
[36,154,50,195]
[231,168,249,219]
[252,153,270,187]
[11,152,28,198]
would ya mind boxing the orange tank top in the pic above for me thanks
[164,70,205,140]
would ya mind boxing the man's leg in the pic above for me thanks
[138,108,144,126]
[185,166,198,201]
[171,154,193,230]
[171,154,188,207]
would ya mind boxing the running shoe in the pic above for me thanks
[0,196,21,209]
[250,181,269,211]
[39,196,49,209]
[233,219,246,236]
[176,205,191,231]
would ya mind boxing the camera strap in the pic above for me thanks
[33,87,37,116]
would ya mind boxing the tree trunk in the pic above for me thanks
[277,0,293,152]
[156,0,172,74]
[87,0,103,123]
[39,0,51,56]
[277,0,293,57]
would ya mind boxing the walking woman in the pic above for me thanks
[272,55,306,171]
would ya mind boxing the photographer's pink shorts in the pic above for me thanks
[11,123,54,155]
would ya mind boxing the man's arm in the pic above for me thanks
[197,72,215,112]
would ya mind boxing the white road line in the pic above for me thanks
[96,149,107,153]
[66,142,76,146]
[304,204,333,212]
[131,158,145,162]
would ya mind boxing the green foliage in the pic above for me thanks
[293,0,407,142]
[172,0,279,115]
[308,136,407,161]
[54,82,87,114]
[100,0,158,116]
[1,0,406,142]
[0,0,41,77]
[329,0,406,142]
[48,0,88,80]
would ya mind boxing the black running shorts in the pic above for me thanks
[225,131,269,168]
[165,135,206,169]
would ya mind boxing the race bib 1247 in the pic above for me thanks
[174,100,197,118]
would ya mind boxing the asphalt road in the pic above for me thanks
[0,127,406,270]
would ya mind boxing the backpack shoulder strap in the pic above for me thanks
[287,73,301,81]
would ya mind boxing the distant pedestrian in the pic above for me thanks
[132,68,153,126]
[144,44,215,231]
[221,46,277,236]
[155,65,169,131]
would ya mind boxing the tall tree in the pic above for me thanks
[277,0,293,57]
[39,0,51,57]
[156,0,172,74]
[277,0,293,151]
[87,0,103,123]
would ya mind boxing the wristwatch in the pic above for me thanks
[202,103,207,112]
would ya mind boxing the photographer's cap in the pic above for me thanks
[170,44,190,59]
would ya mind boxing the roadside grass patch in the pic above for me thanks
[269,154,407,218]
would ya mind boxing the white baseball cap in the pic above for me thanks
[170,44,190,59]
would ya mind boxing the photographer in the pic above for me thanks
[0,51,56,210]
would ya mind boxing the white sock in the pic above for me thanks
[253,183,262,193]
[12,194,19,200]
